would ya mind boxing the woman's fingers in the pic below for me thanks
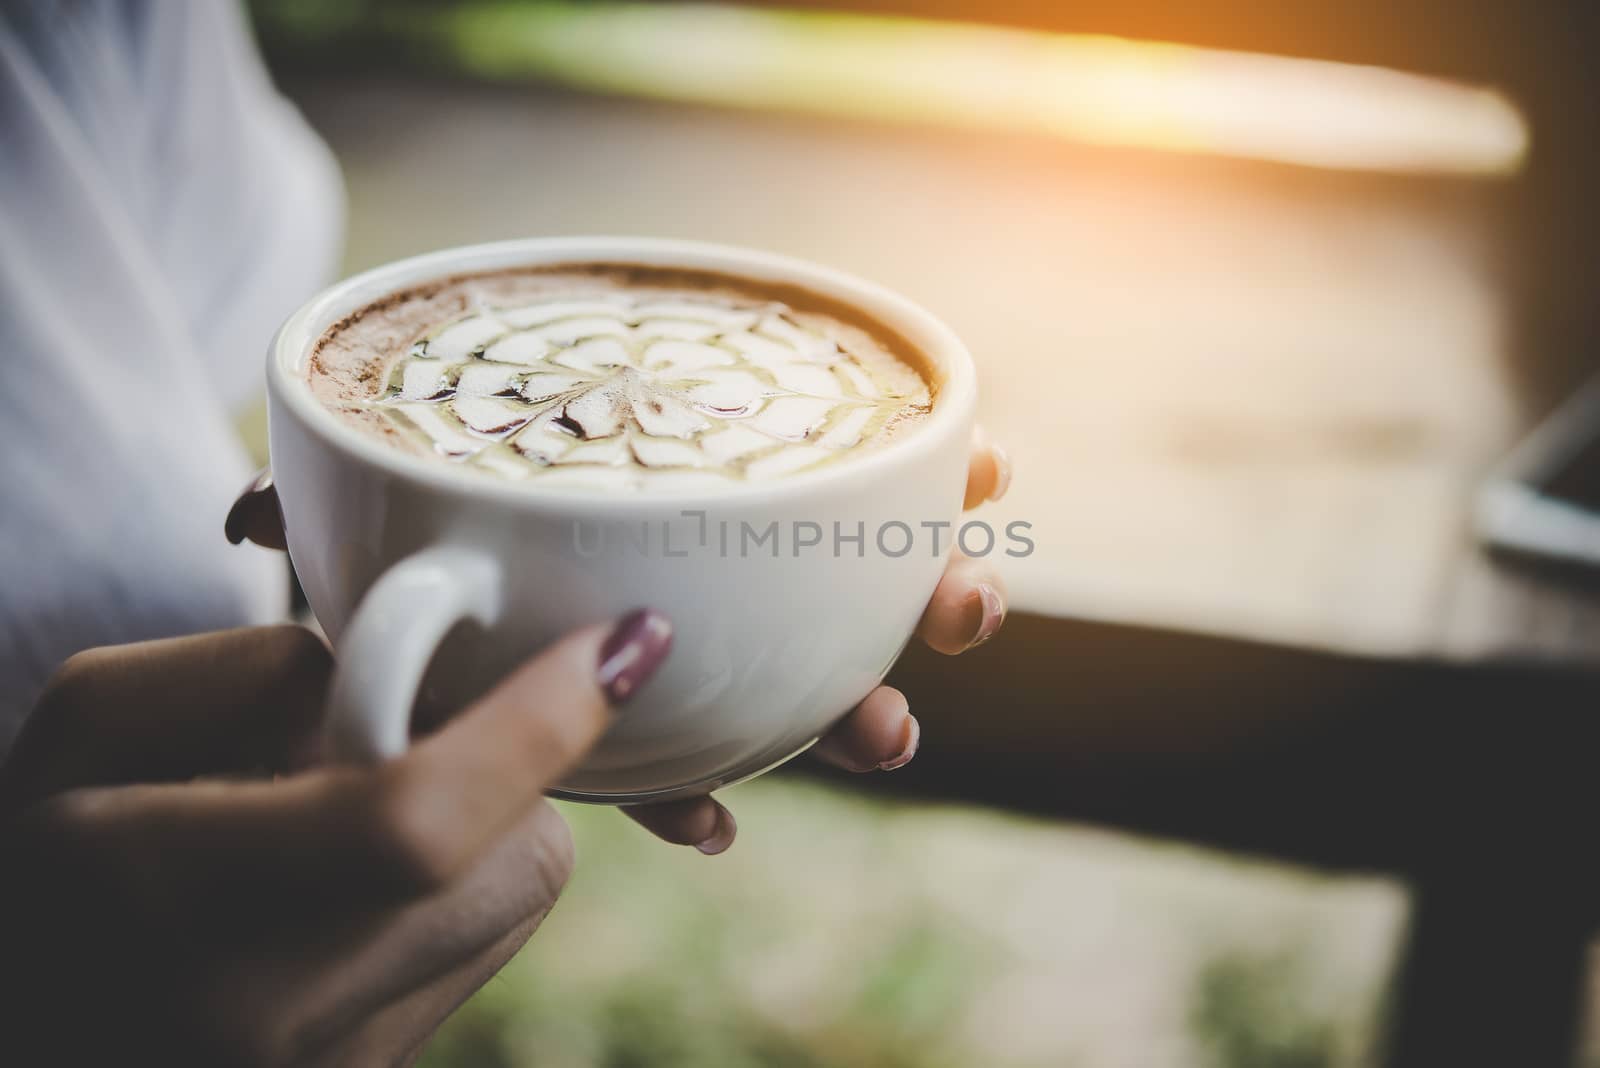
[801,434,1010,778]
[623,795,737,855]
[14,611,672,908]
[0,625,333,806]
[915,553,1007,655]
[802,430,1012,787]
[963,429,1013,510]
[224,468,287,549]
[205,803,573,1066]
[331,909,544,1068]
[626,685,920,849]
[811,685,918,773]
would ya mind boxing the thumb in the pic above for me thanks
[387,609,673,870]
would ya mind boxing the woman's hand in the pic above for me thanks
[0,435,1009,1061]
[226,431,1011,854]
[0,614,670,1065]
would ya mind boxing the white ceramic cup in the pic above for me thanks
[267,237,976,803]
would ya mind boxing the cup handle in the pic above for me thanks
[323,545,503,763]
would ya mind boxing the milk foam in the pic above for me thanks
[350,291,930,490]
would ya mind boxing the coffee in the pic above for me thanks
[308,264,935,491]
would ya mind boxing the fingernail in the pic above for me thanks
[877,714,920,771]
[224,468,276,545]
[695,805,736,855]
[987,444,1013,502]
[597,609,674,705]
[968,584,1005,649]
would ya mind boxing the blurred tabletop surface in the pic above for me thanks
[286,77,1600,666]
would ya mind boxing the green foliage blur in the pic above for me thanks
[408,780,1389,1067]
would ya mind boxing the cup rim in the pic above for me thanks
[268,236,976,512]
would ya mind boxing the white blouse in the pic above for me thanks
[0,0,344,753]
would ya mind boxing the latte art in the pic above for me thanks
[309,267,934,491]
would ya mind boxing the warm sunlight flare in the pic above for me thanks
[443,2,1530,175]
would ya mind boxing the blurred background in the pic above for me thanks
[244,2,1600,1064]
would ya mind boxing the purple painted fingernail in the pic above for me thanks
[597,609,674,705]
[878,714,921,772]
[695,805,737,855]
[968,583,1005,649]
[987,443,1013,502]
